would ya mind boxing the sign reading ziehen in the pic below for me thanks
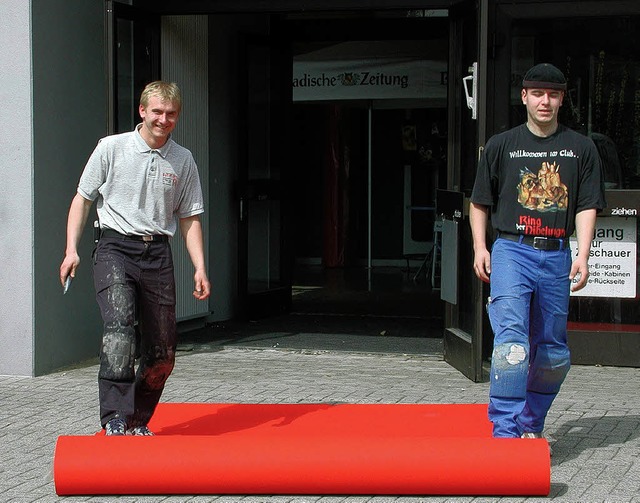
[293,58,447,102]
[570,216,637,298]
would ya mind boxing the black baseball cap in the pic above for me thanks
[522,63,567,91]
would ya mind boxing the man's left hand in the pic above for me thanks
[569,257,589,292]
[193,271,211,300]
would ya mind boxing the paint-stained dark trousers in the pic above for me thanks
[93,237,177,428]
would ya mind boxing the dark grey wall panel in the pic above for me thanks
[32,0,106,375]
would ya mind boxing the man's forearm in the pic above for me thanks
[180,216,207,272]
[470,202,489,251]
[574,209,597,260]
[66,193,92,255]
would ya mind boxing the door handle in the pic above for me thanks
[463,62,478,120]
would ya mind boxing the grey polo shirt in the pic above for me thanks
[78,124,204,237]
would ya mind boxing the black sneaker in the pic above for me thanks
[105,418,127,436]
[127,425,154,436]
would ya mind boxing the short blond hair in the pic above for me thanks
[140,81,182,109]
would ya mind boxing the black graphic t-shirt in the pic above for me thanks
[471,124,606,238]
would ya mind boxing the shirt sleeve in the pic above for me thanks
[470,137,499,207]
[77,139,108,201]
[576,139,607,213]
[175,154,205,218]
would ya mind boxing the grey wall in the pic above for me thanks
[32,0,106,375]
[0,2,34,376]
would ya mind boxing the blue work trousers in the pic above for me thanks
[487,237,572,437]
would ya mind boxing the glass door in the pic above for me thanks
[237,29,293,319]
[106,1,159,134]
[490,1,640,367]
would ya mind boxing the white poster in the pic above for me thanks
[293,58,447,102]
[570,217,637,298]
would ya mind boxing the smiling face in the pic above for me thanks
[521,87,564,135]
[138,94,180,148]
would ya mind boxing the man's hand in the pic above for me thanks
[60,252,80,288]
[179,216,210,301]
[571,209,597,292]
[60,193,93,289]
[569,256,589,292]
[192,269,211,300]
[469,202,491,283]
[473,248,491,283]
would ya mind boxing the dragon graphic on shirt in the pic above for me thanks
[517,161,568,212]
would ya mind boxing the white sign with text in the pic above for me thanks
[293,58,447,102]
[570,217,637,298]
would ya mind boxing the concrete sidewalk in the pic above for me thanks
[1,345,639,502]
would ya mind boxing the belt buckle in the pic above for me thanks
[533,236,547,250]
[142,235,153,242]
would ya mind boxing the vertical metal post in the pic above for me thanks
[473,0,489,382]
[105,0,115,134]
[368,102,373,272]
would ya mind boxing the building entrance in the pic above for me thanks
[285,17,450,350]
[115,3,486,364]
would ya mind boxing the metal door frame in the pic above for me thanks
[442,0,489,382]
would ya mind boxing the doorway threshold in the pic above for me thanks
[177,313,443,358]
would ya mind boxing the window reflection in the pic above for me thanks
[510,16,640,190]
[116,19,134,133]
[510,15,640,331]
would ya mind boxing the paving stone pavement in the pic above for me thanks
[1,346,639,503]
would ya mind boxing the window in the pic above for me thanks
[509,15,640,332]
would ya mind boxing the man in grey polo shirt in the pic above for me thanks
[59,81,210,436]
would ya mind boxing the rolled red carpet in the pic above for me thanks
[54,403,550,496]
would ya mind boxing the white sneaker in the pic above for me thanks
[521,431,553,456]
[105,418,127,436]
[127,425,154,436]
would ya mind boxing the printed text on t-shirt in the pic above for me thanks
[509,149,577,158]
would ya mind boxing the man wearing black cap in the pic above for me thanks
[469,63,605,445]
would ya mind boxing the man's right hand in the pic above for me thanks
[60,253,80,287]
[469,202,491,283]
[60,193,93,288]
[473,248,491,283]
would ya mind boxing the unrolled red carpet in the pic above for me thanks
[54,403,550,496]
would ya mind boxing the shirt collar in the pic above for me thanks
[134,123,172,158]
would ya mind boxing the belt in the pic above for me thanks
[100,229,169,243]
[498,233,566,251]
